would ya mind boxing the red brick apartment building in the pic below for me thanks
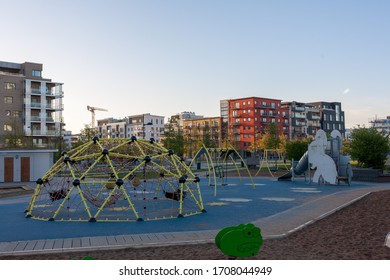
[226,97,289,150]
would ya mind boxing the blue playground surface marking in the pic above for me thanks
[0,177,379,242]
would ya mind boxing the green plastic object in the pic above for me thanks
[215,223,263,258]
[82,256,95,260]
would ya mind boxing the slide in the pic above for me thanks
[278,151,309,181]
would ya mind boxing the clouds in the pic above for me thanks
[342,88,350,95]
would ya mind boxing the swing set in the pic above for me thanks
[255,149,290,177]
[189,144,254,196]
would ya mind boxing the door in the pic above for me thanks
[4,157,14,182]
[21,157,30,182]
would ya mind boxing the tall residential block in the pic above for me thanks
[307,101,345,136]
[225,97,289,150]
[281,101,321,139]
[0,61,64,147]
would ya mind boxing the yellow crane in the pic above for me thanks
[87,105,108,128]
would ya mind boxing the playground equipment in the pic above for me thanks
[25,136,206,222]
[190,144,254,196]
[215,223,263,258]
[278,129,353,185]
[255,149,290,177]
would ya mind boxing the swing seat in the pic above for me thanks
[163,189,187,201]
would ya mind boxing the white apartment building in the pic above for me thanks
[97,113,165,142]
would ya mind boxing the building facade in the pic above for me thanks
[166,111,204,133]
[307,101,345,136]
[281,101,321,139]
[226,97,289,151]
[182,116,222,157]
[370,116,390,138]
[0,61,64,148]
[97,113,165,142]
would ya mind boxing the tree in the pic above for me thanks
[72,124,97,148]
[249,123,285,152]
[161,124,184,156]
[349,127,389,169]
[285,139,310,161]
[1,116,30,148]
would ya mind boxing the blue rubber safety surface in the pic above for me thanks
[0,177,378,242]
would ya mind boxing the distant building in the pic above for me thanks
[126,113,165,140]
[166,111,203,132]
[63,130,81,149]
[370,116,390,137]
[97,113,165,142]
[225,97,289,151]
[0,61,64,148]
[182,116,222,157]
[307,101,345,136]
[281,101,321,139]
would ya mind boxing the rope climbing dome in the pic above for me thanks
[25,136,206,222]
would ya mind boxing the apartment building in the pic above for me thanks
[370,116,390,137]
[97,113,165,142]
[225,97,289,150]
[166,111,204,133]
[182,116,222,156]
[0,61,64,148]
[307,101,345,136]
[281,101,321,139]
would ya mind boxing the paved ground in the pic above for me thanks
[1,177,389,256]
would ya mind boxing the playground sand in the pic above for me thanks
[2,189,390,260]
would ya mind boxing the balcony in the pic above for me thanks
[292,106,305,112]
[294,113,306,119]
[294,120,306,126]
[309,115,320,120]
[31,88,42,94]
[231,122,241,126]
[31,116,41,122]
[268,111,277,117]
[30,102,41,108]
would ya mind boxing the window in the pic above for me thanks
[12,111,20,117]
[4,96,13,104]
[243,102,246,106]
[248,101,251,105]
[32,70,41,77]
[4,82,16,90]
[6,110,11,116]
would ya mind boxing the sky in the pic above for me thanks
[1,0,389,133]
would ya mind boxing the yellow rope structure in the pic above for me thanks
[25,137,206,222]
[190,144,254,196]
[255,149,290,177]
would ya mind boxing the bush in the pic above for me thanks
[349,127,389,169]
[285,139,310,161]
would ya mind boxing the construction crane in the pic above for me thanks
[87,105,108,128]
